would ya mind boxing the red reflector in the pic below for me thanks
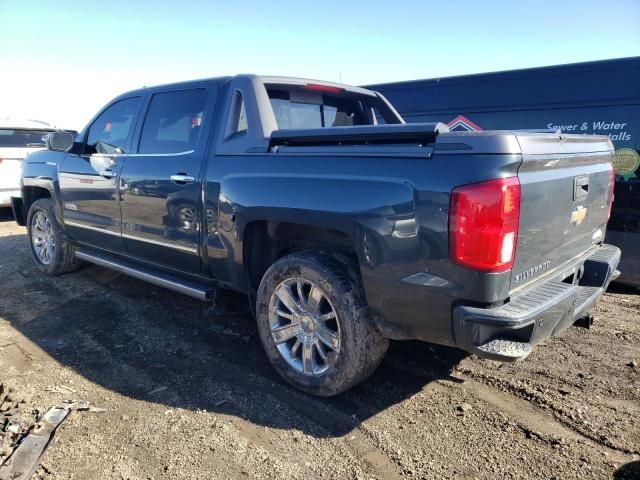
[449,177,521,273]
[303,84,344,94]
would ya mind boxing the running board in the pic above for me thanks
[74,250,214,301]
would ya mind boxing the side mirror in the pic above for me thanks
[46,131,75,152]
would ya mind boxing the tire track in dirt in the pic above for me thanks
[456,367,639,455]
[452,376,633,463]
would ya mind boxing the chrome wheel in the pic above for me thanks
[31,211,55,265]
[269,278,341,376]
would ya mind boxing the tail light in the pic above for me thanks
[449,177,521,273]
[607,167,615,222]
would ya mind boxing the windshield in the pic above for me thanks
[267,86,401,130]
[0,129,52,148]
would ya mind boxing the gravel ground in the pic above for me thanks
[0,208,638,480]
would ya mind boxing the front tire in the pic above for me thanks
[26,198,82,276]
[256,252,388,396]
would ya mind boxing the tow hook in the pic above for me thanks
[575,313,594,329]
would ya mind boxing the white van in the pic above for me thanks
[0,119,56,207]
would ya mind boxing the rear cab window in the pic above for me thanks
[265,84,401,130]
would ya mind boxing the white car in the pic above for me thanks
[0,119,57,207]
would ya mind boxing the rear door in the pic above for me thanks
[119,84,216,274]
[59,96,142,252]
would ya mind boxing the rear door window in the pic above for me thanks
[236,96,248,133]
[138,89,207,154]
[0,129,52,148]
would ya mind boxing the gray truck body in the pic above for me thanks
[13,75,620,365]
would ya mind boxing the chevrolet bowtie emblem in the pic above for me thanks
[570,206,587,225]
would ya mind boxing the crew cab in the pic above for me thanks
[11,75,620,396]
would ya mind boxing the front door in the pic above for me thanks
[119,86,213,274]
[59,96,142,252]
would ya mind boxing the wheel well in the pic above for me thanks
[244,221,358,295]
[22,186,51,216]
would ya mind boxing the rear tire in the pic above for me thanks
[26,198,82,276]
[256,251,388,396]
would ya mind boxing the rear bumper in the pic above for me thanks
[453,244,621,361]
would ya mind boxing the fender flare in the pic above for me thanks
[21,160,63,225]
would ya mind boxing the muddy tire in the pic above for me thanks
[26,198,82,276]
[256,251,388,396]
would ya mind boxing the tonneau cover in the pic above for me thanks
[269,123,448,148]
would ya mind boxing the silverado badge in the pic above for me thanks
[570,206,587,226]
[514,260,552,283]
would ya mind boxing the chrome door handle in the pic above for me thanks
[100,169,116,179]
[170,174,195,184]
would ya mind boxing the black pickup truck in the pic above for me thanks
[12,75,620,396]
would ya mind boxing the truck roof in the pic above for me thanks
[115,74,377,100]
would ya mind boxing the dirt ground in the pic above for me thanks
[0,208,638,480]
